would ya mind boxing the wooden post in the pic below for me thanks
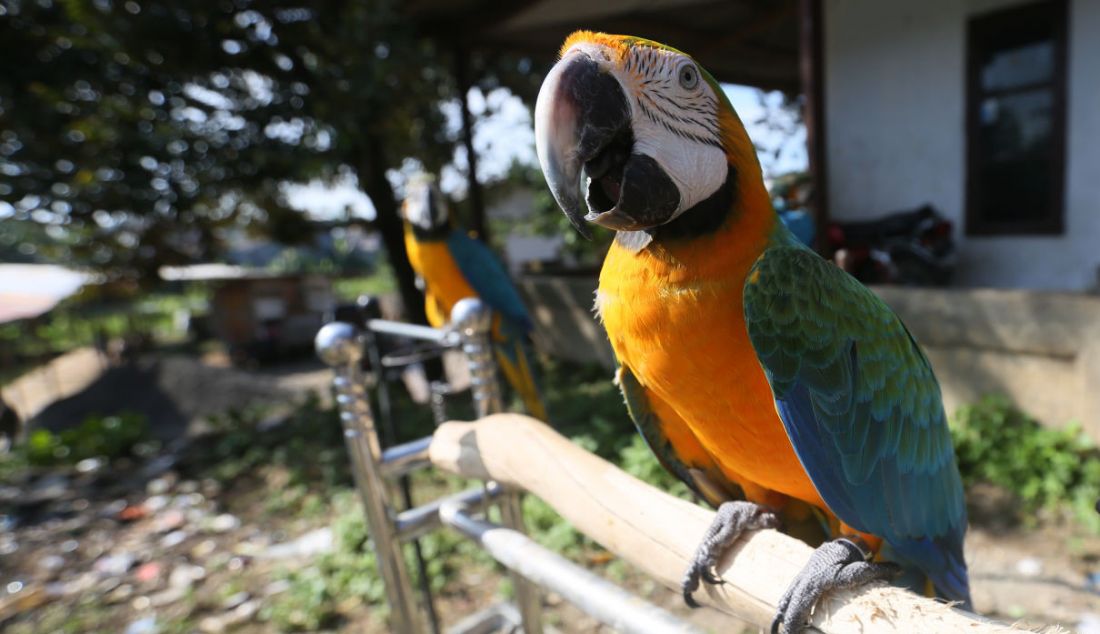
[800,0,830,254]
[429,414,1038,634]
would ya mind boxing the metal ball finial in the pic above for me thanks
[450,298,492,338]
[315,322,363,367]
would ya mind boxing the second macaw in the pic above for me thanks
[534,32,970,632]
[401,175,547,421]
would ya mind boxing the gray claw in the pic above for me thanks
[682,501,779,608]
[771,537,901,633]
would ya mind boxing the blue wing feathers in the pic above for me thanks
[446,230,532,334]
[745,244,971,607]
[445,230,546,418]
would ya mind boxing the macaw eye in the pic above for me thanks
[678,63,699,90]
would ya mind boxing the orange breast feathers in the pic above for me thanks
[404,227,477,328]
[595,221,826,513]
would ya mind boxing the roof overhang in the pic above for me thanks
[408,0,801,92]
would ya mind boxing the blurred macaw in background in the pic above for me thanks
[535,32,969,632]
[401,174,547,421]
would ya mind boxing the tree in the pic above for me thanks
[0,0,543,323]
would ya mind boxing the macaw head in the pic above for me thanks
[401,172,451,234]
[535,32,764,239]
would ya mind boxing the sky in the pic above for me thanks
[285,84,808,222]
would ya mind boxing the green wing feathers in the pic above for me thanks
[743,244,970,604]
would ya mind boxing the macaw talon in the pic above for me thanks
[770,537,901,634]
[682,500,780,608]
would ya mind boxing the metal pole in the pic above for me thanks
[380,437,434,479]
[358,298,441,634]
[449,299,543,634]
[429,381,451,427]
[366,318,456,345]
[439,501,704,634]
[360,297,442,634]
[394,482,502,543]
[800,0,829,253]
[315,323,421,634]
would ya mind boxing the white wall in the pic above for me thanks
[825,0,1100,290]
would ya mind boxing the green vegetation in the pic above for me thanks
[161,360,652,630]
[5,357,1098,632]
[195,366,1100,632]
[950,396,1100,530]
[0,290,203,364]
[0,412,151,481]
[332,263,398,302]
[24,412,150,466]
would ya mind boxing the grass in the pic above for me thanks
[241,382,1100,630]
[950,396,1100,530]
[333,263,397,301]
[4,353,1098,632]
[154,358,657,631]
[0,411,154,483]
[0,288,204,378]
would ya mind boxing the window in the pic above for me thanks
[966,0,1068,235]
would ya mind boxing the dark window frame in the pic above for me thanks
[965,0,1068,236]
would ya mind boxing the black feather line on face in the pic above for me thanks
[636,98,723,151]
[612,161,737,250]
[641,92,720,139]
[624,47,722,149]
[652,162,738,243]
[648,90,719,133]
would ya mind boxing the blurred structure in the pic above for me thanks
[160,265,334,366]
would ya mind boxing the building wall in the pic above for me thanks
[518,275,1100,440]
[824,0,1100,290]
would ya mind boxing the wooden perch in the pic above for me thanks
[429,414,1030,634]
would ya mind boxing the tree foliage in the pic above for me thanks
[0,0,544,319]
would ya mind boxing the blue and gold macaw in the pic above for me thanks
[401,175,547,420]
[534,32,970,631]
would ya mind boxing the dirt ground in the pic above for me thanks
[1,350,1097,633]
[2,347,332,441]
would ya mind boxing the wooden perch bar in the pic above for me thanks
[429,414,1027,634]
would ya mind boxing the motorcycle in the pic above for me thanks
[827,204,956,286]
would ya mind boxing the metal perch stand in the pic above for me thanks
[317,298,698,633]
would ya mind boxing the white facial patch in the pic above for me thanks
[614,46,728,219]
[633,127,726,215]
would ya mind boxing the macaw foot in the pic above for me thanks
[771,537,901,634]
[682,501,780,607]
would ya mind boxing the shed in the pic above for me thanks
[160,265,335,364]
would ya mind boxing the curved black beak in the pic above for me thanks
[535,51,630,239]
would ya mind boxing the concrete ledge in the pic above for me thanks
[519,275,1100,440]
[870,286,1100,359]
